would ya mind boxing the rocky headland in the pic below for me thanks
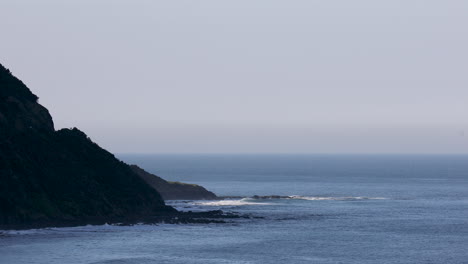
[0,63,224,230]
[130,165,218,200]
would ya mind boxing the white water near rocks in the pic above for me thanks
[1,154,468,264]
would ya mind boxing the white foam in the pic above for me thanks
[195,199,273,206]
[288,196,387,201]
[192,196,387,207]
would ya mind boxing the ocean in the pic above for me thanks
[1,154,468,264]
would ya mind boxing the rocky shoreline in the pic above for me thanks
[0,210,249,231]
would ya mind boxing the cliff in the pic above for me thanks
[1,63,204,228]
[130,165,218,200]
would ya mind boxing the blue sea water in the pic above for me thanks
[1,154,468,264]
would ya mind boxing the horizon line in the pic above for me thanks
[115,152,468,156]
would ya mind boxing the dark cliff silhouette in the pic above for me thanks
[0,63,217,229]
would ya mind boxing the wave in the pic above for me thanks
[286,196,387,201]
[195,198,274,206]
[195,196,387,207]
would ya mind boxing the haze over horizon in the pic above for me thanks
[1,0,467,154]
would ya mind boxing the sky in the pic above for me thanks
[1,0,467,154]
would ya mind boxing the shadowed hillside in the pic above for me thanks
[0,64,177,228]
[130,165,218,200]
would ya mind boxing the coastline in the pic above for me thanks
[0,209,246,231]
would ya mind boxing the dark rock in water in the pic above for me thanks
[143,210,248,224]
[130,165,218,200]
[251,195,290,199]
[0,63,219,229]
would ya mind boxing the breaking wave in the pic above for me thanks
[194,196,387,207]
[287,196,387,201]
[195,198,274,206]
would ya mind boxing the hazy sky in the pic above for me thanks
[1,0,467,153]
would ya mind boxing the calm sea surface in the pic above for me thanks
[1,154,468,264]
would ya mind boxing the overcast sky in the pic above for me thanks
[1,0,467,153]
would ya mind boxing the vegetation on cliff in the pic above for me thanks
[0,63,179,228]
[130,165,218,200]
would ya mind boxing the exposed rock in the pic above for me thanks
[130,165,218,200]
[251,195,290,199]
